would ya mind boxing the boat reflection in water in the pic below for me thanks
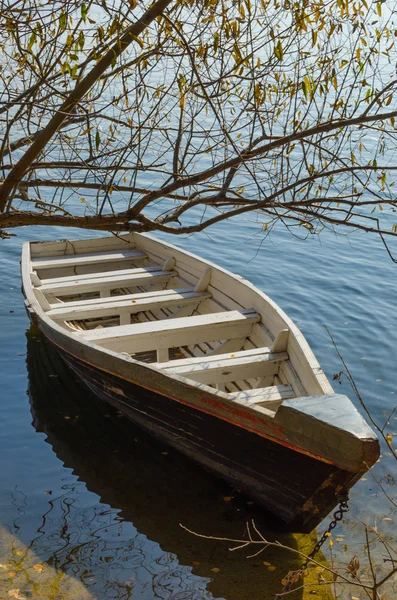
[26,326,309,600]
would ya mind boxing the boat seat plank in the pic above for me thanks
[46,289,211,321]
[47,287,200,308]
[39,265,163,285]
[229,385,295,404]
[36,267,177,296]
[157,346,275,368]
[79,309,260,354]
[31,248,147,270]
[156,350,288,385]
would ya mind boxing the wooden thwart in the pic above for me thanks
[156,347,288,385]
[46,289,211,321]
[230,385,295,404]
[36,266,177,296]
[31,248,147,270]
[79,309,260,354]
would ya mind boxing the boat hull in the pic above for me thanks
[50,341,356,532]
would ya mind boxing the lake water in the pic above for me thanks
[0,216,396,599]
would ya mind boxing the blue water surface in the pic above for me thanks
[0,216,396,599]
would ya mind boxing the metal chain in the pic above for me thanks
[274,493,349,599]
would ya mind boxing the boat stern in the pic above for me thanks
[275,394,380,474]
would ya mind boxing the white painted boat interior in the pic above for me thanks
[25,233,334,412]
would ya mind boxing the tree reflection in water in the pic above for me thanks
[14,327,304,600]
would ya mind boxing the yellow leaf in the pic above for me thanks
[268,565,277,571]
[376,2,382,17]
[132,35,144,49]
[211,567,220,573]
[9,571,16,577]
[192,560,200,566]
[80,127,93,136]
[223,496,232,502]
[33,564,44,573]
[263,561,272,566]
[16,552,23,556]
[274,40,284,61]
[312,30,317,47]
[128,0,137,8]
[386,433,393,447]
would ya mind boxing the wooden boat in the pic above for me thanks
[21,232,380,532]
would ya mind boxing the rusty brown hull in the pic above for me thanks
[49,340,355,532]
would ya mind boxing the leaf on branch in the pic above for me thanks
[311,30,317,47]
[81,4,88,22]
[302,77,311,100]
[274,40,284,61]
[132,35,144,49]
[80,126,93,136]
[59,11,67,31]
[28,32,36,51]
[347,555,360,578]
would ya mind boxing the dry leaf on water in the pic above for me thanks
[33,564,44,573]
[211,568,220,573]
[8,591,27,600]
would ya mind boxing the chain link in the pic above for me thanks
[274,494,349,599]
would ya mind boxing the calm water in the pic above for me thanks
[0,217,396,599]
